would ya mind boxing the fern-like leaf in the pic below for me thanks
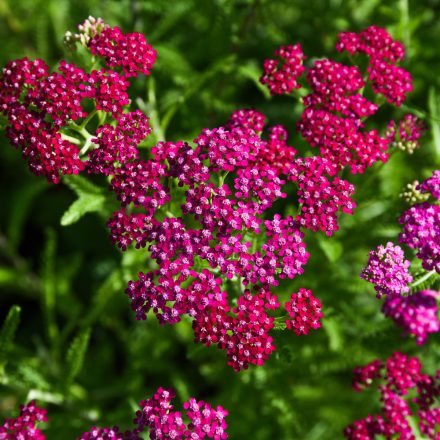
[65,327,91,385]
[0,305,21,360]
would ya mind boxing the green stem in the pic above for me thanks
[60,133,81,145]
[273,321,287,331]
[147,77,166,142]
[218,172,229,187]
[69,122,93,140]
[410,270,437,289]
[79,109,98,130]
[80,137,94,155]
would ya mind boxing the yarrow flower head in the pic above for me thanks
[297,107,388,174]
[3,389,229,440]
[361,242,413,297]
[399,202,440,274]
[418,170,440,201]
[386,114,425,154]
[260,43,305,95]
[336,26,405,63]
[344,352,440,440]
[288,156,356,235]
[367,59,413,106]
[134,387,228,439]
[88,110,151,175]
[89,25,157,77]
[0,400,47,440]
[111,102,338,370]
[382,289,440,345]
[0,58,86,182]
[64,16,106,49]
[284,288,323,335]
[336,26,412,107]
[303,59,377,119]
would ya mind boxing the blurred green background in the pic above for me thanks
[0,0,440,438]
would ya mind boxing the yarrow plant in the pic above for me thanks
[361,171,440,345]
[0,389,228,439]
[344,352,440,439]
[0,19,424,371]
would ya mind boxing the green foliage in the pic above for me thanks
[0,306,21,371]
[61,175,111,226]
[0,0,440,439]
[65,327,91,387]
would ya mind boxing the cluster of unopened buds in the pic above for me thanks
[344,352,440,439]
[361,171,440,344]
[0,388,228,439]
[0,19,424,370]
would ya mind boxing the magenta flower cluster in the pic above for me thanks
[361,242,413,298]
[0,20,421,371]
[285,288,323,335]
[419,170,440,201]
[398,170,440,274]
[132,387,228,440]
[399,202,440,275]
[0,400,47,440]
[119,103,355,370]
[336,25,412,105]
[344,352,440,440]
[0,19,155,183]
[88,25,156,77]
[289,26,415,175]
[361,172,440,345]
[382,290,440,345]
[260,44,305,95]
[386,114,426,154]
[1,389,228,440]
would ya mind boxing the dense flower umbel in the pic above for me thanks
[267,25,416,178]
[117,104,341,370]
[303,59,377,119]
[297,108,388,174]
[89,25,157,77]
[382,290,440,345]
[1,22,420,371]
[419,170,440,201]
[64,16,106,49]
[260,44,305,95]
[0,58,85,182]
[192,288,278,371]
[399,202,440,274]
[336,26,405,62]
[360,242,413,297]
[336,25,412,106]
[361,171,440,345]
[367,59,413,106]
[284,288,323,335]
[288,156,356,235]
[2,389,228,440]
[134,388,228,439]
[0,400,47,440]
[88,110,151,175]
[386,114,425,154]
[344,353,440,440]
[0,20,157,182]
